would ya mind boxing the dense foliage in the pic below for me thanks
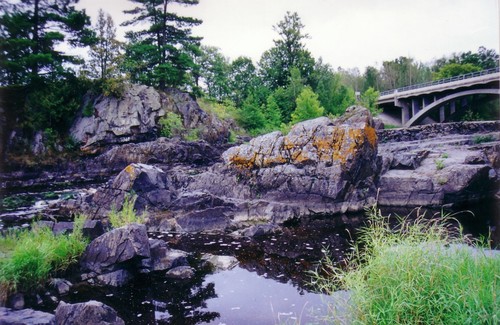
[0,2,498,149]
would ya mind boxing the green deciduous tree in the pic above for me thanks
[122,0,202,89]
[237,96,266,133]
[198,45,230,100]
[228,56,258,107]
[258,12,315,90]
[311,60,355,116]
[432,63,482,80]
[84,9,123,80]
[359,87,381,115]
[291,87,324,124]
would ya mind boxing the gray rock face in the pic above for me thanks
[80,223,150,275]
[377,128,499,207]
[0,307,55,325]
[55,300,124,325]
[88,163,174,218]
[70,85,228,150]
[141,239,188,272]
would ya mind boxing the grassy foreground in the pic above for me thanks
[312,207,500,324]
[0,216,88,303]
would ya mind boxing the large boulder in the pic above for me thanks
[54,301,124,325]
[87,163,174,218]
[80,223,150,280]
[187,106,380,225]
[70,85,229,150]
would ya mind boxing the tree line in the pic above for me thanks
[1,0,498,143]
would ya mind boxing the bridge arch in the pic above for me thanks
[404,88,500,127]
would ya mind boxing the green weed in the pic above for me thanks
[434,158,445,170]
[0,215,88,302]
[108,195,145,228]
[310,207,500,324]
[473,134,495,144]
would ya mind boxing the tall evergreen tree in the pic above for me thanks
[0,0,94,86]
[122,0,202,89]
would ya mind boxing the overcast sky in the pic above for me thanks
[76,0,500,71]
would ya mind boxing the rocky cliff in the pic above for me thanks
[70,84,229,150]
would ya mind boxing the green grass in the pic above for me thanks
[108,195,145,228]
[473,134,495,144]
[0,215,88,302]
[311,207,500,324]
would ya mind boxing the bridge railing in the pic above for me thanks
[379,67,500,97]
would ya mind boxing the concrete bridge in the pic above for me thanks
[377,68,500,127]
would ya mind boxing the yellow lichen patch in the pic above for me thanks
[263,155,288,167]
[364,125,378,148]
[229,153,257,169]
[125,164,135,175]
[293,151,310,164]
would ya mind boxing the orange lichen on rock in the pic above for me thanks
[364,125,378,148]
[125,164,135,175]
[228,153,257,169]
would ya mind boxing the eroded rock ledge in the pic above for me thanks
[61,110,500,234]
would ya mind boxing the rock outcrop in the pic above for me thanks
[377,126,499,208]
[70,85,229,150]
[55,301,124,325]
[81,106,381,232]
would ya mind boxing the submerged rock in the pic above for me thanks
[55,300,124,325]
[165,266,195,279]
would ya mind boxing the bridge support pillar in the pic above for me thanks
[450,101,456,115]
[411,98,420,116]
[439,106,445,122]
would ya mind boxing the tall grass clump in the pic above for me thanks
[0,215,88,302]
[108,195,145,228]
[311,206,500,324]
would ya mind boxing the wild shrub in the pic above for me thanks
[159,112,184,138]
[311,206,500,324]
[0,215,88,301]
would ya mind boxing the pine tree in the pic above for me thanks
[122,0,202,89]
[0,0,94,86]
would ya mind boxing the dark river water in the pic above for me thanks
[1,187,499,324]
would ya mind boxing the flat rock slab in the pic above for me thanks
[0,307,55,325]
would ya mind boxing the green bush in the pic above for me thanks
[0,215,88,300]
[108,196,145,228]
[311,207,500,324]
[291,87,324,125]
[159,112,184,138]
